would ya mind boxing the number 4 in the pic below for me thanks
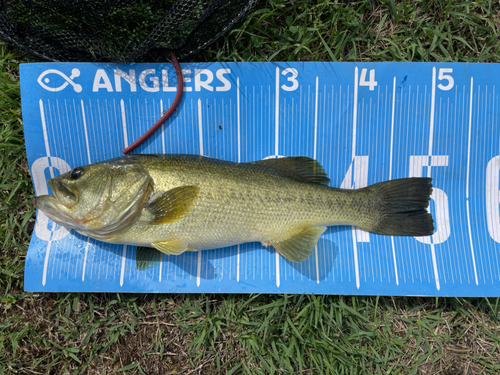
[359,69,377,91]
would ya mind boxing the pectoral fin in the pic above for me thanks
[268,226,327,262]
[149,185,200,225]
[136,246,162,271]
[151,240,188,255]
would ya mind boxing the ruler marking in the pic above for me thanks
[39,99,57,286]
[389,77,399,286]
[353,68,358,161]
[120,99,128,148]
[118,100,129,286]
[47,101,60,282]
[428,67,440,290]
[466,77,479,285]
[198,99,204,156]
[275,67,280,156]
[437,98,447,284]
[158,99,164,282]
[119,245,127,286]
[414,85,424,282]
[275,68,280,287]
[314,77,320,284]
[161,99,165,153]
[96,100,106,280]
[314,77,319,159]
[429,69,436,157]
[406,87,415,283]
[62,99,75,280]
[352,68,360,289]
[446,95,456,283]
[39,100,53,166]
[458,86,470,283]
[196,98,205,286]
[237,77,241,282]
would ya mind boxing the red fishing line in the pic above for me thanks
[123,52,184,154]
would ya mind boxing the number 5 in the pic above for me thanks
[409,155,451,244]
[437,68,454,91]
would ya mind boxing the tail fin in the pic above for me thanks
[368,178,434,236]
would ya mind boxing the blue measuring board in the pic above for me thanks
[20,62,500,296]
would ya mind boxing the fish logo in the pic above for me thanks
[37,68,83,93]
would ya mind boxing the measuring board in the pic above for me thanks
[21,62,500,296]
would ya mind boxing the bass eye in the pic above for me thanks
[71,167,83,180]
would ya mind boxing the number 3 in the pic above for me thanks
[437,68,454,91]
[281,68,299,91]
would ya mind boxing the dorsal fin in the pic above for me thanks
[250,157,330,185]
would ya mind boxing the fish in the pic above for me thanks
[34,154,434,266]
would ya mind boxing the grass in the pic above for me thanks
[1,0,500,373]
[1,294,500,373]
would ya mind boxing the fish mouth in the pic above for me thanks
[34,194,81,229]
[47,179,78,207]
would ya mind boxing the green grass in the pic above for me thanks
[1,294,500,374]
[1,0,500,373]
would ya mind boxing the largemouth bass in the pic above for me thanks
[34,155,434,262]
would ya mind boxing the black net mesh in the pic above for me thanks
[0,0,258,62]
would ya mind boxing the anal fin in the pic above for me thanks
[268,226,327,262]
[151,240,188,255]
